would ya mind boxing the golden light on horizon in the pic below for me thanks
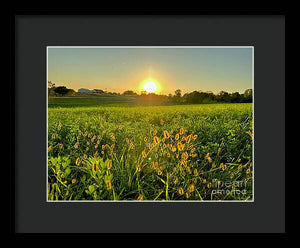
[143,81,158,93]
[140,78,161,94]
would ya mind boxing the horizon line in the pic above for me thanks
[49,85,252,95]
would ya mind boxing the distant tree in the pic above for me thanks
[173,89,182,103]
[54,86,70,96]
[48,81,55,88]
[243,89,253,102]
[184,91,203,103]
[244,89,253,97]
[65,89,76,96]
[93,89,104,94]
[174,89,181,98]
[123,90,137,96]
[217,91,230,102]
[230,92,241,103]
[48,81,56,97]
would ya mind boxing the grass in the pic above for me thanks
[48,102,253,201]
[48,95,137,107]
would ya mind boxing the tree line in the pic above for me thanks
[48,81,252,103]
[124,88,252,103]
[48,82,76,97]
[171,89,252,103]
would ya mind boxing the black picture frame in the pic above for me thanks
[13,11,286,236]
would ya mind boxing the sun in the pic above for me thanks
[143,81,158,93]
[139,78,161,94]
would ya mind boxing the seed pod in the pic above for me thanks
[178,187,184,195]
[153,136,160,145]
[107,159,112,170]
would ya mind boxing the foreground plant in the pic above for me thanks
[48,103,253,201]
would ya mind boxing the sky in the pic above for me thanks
[48,47,253,95]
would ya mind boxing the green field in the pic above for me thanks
[48,101,253,201]
[48,95,138,107]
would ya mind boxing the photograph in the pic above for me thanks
[47,46,253,201]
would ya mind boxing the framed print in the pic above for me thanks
[14,13,285,234]
[46,46,254,202]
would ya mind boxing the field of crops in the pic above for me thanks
[48,103,253,201]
